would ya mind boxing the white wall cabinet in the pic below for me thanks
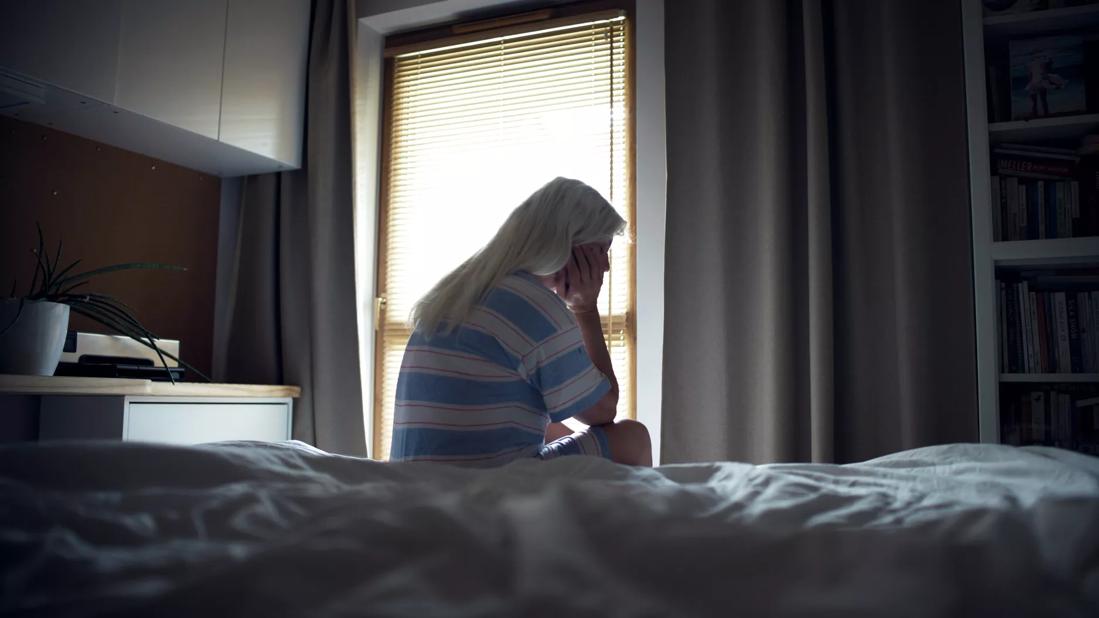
[221,0,311,168]
[116,0,228,140]
[0,0,310,176]
[0,0,122,103]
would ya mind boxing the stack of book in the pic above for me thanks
[1001,389,1099,452]
[990,144,1086,240]
[997,271,1099,373]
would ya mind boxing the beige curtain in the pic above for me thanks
[220,0,366,456]
[662,0,977,464]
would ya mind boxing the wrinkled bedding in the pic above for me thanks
[1,441,1098,617]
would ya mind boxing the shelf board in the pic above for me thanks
[0,374,302,398]
[1001,373,1099,383]
[991,237,1099,264]
[984,4,1099,38]
[988,113,1099,144]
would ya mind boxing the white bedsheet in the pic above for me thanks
[1,441,1097,616]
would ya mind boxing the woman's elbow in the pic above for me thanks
[586,389,618,426]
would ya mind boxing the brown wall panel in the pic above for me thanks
[0,116,219,378]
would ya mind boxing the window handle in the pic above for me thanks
[374,296,387,332]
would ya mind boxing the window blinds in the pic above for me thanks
[375,11,632,460]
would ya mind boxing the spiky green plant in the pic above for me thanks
[2,224,209,383]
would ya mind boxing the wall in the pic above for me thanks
[0,115,220,377]
[632,0,666,463]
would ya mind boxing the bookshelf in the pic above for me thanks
[1001,372,1099,382]
[962,0,1099,453]
[989,113,1099,142]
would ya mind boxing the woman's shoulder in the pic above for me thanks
[491,272,575,331]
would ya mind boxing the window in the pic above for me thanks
[374,7,634,459]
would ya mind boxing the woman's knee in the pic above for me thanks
[605,419,652,466]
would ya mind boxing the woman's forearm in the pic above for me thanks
[572,307,619,400]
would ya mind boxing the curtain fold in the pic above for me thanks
[221,0,366,456]
[662,0,977,464]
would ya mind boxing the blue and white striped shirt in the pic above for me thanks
[390,271,611,466]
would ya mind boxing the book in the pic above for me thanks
[1038,181,1047,239]
[1029,290,1041,372]
[1026,183,1040,239]
[1092,290,1099,370]
[1019,184,1028,240]
[1051,182,1062,238]
[1006,282,1021,372]
[994,155,1075,178]
[1005,177,1020,241]
[1020,282,1033,371]
[992,175,1002,241]
[1067,294,1082,371]
[1057,188,1068,238]
[1010,35,1087,120]
[998,282,1007,371]
[1078,152,1097,236]
[1058,393,1072,448]
[1055,292,1072,372]
[1031,391,1046,444]
[1079,292,1093,373]
[1046,292,1057,371]
[1036,292,1050,372]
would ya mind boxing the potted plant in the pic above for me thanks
[0,225,208,383]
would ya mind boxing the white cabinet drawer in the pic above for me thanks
[125,402,291,444]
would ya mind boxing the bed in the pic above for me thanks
[2,440,1097,616]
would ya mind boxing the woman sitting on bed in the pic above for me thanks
[390,177,652,467]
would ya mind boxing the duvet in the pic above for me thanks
[1,440,1098,616]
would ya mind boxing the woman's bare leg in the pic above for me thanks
[598,419,652,466]
[545,422,572,443]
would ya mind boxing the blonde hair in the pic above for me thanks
[412,177,626,335]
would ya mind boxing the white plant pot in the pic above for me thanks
[0,299,71,376]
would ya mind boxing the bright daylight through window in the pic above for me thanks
[373,9,634,459]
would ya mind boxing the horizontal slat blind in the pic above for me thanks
[376,13,632,460]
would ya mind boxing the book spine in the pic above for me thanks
[1036,292,1049,373]
[1005,177,1019,241]
[996,158,1075,177]
[1023,282,1036,371]
[1047,182,1058,239]
[1019,185,1027,241]
[1060,391,1071,447]
[1027,183,1040,240]
[1031,391,1045,445]
[1049,182,1061,238]
[1017,283,1028,373]
[1006,283,1020,373]
[991,176,1001,242]
[999,282,1009,372]
[1080,292,1093,374]
[1057,190,1067,240]
[1071,179,1079,219]
[1033,179,1041,239]
[1024,288,1033,369]
[1055,292,1071,373]
[1049,291,1059,374]
[1055,392,1066,448]
[1091,290,1099,372]
[1041,181,1053,239]
[1067,294,1082,373]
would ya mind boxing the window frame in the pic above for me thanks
[373,0,637,459]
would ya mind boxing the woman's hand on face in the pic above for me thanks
[561,244,606,313]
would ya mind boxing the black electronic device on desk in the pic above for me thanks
[54,332,185,381]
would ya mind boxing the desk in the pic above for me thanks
[0,375,301,445]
